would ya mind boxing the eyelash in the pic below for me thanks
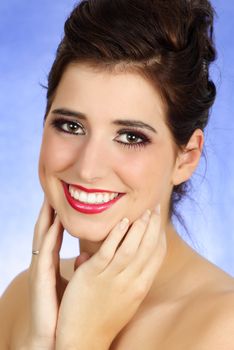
[50,118,151,150]
[51,118,85,136]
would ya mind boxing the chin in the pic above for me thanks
[60,217,112,242]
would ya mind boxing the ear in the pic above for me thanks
[172,129,204,186]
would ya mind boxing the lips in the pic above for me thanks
[69,183,119,194]
[62,181,125,214]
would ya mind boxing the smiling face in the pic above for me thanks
[39,63,180,241]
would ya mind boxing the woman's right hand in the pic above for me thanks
[22,197,66,350]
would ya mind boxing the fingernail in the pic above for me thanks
[119,217,129,230]
[154,204,161,215]
[142,209,151,222]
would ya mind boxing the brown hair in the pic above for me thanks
[44,0,217,231]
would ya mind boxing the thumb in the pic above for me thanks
[74,252,91,271]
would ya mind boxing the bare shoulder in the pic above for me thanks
[183,255,234,349]
[192,288,234,349]
[0,269,30,348]
[165,280,234,349]
[161,247,234,350]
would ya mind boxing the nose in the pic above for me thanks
[74,136,110,183]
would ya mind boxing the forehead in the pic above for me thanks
[51,63,166,122]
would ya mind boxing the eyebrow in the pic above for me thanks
[51,108,157,134]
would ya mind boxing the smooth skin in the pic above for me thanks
[1,63,234,350]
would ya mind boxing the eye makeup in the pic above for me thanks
[50,117,85,135]
[49,116,152,150]
[115,129,151,149]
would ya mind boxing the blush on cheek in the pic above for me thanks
[45,134,80,171]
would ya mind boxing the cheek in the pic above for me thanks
[120,148,173,199]
[38,132,78,187]
[120,150,163,185]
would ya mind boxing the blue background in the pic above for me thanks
[0,0,233,295]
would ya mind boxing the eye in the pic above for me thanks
[115,130,151,149]
[50,118,85,135]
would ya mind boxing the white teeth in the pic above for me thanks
[103,193,110,203]
[87,193,96,204]
[79,191,87,202]
[96,193,104,203]
[74,191,79,200]
[110,193,116,200]
[68,185,119,204]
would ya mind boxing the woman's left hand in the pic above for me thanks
[56,206,166,350]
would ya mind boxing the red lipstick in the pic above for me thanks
[69,183,119,194]
[62,182,125,214]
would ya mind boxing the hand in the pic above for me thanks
[56,206,166,350]
[23,197,66,349]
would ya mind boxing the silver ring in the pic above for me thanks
[32,250,40,255]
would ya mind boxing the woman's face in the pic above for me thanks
[39,63,179,241]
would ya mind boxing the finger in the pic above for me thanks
[139,230,167,282]
[31,197,54,257]
[30,197,54,271]
[108,210,151,273]
[131,231,167,299]
[28,216,64,342]
[38,214,64,262]
[89,217,130,272]
[119,231,166,305]
[31,215,64,278]
[125,210,163,276]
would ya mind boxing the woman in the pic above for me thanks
[1,0,234,349]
